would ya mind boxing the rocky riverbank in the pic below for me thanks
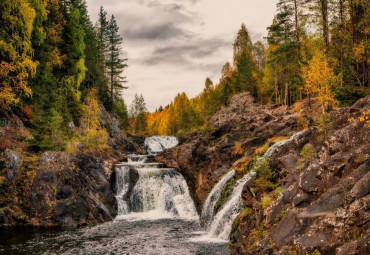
[158,93,370,254]
[0,107,143,227]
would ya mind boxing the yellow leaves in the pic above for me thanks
[302,50,339,113]
[19,1,36,37]
[349,110,370,127]
[0,86,18,109]
[353,42,366,63]
[79,88,109,152]
[0,0,38,110]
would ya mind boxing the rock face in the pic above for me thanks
[1,152,118,227]
[0,106,143,227]
[3,149,21,182]
[158,93,370,254]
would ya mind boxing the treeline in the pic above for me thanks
[0,0,129,151]
[131,0,368,135]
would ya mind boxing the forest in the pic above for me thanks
[0,0,128,152]
[135,0,369,135]
[0,0,369,146]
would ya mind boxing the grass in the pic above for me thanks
[260,187,283,209]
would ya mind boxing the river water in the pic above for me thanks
[0,137,229,255]
[0,218,228,255]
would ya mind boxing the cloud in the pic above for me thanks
[140,37,229,67]
[86,0,279,111]
[123,22,188,41]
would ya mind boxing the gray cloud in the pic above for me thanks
[123,22,188,40]
[140,37,229,67]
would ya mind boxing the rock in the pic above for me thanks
[348,171,370,201]
[271,211,303,246]
[27,152,118,227]
[3,149,21,182]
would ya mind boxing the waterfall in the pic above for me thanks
[207,173,252,240]
[144,136,179,154]
[201,131,305,240]
[113,136,198,221]
[200,169,236,227]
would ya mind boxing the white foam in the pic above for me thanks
[144,136,179,154]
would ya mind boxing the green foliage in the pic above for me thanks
[311,249,321,255]
[253,157,277,194]
[296,143,317,171]
[318,113,333,142]
[334,86,369,107]
[261,187,283,209]
[114,99,129,130]
[106,14,128,108]
[129,94,148,134]
[256,223,267,239]
[229,207,253,247]
[214,176,236,214]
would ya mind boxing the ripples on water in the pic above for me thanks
[0,217,229,255]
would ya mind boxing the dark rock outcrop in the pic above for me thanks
[1,152,118,227]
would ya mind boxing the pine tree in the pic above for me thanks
[106,15,128,109]
[61,0,87,122]
[266,0,303,105]
[97,6,109,104]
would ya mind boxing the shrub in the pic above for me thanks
[296,143,317,171]
[261,187,283,208]
[253,157,277,194]
[318,113,332,142]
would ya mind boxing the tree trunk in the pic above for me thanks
[284,82,288,106]
[275,72,278,104]
[321,0,330,54]
[349,0,355,44]
[110,33,114,109]
[294,0,300,57]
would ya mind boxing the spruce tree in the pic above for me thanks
[106,15,128,109]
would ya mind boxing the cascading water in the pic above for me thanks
[113,136,198,221]
[144,136,179,154]
[201,169,236,227]
[200,131,305,241]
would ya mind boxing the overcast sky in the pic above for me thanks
[86,0,278,111]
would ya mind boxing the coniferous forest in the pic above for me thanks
[1,1,128,152]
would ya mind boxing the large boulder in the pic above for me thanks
[3,149,21,182]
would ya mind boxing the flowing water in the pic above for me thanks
[198,131,305,241]
[0,132,304,254]
[0,136,229,255]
